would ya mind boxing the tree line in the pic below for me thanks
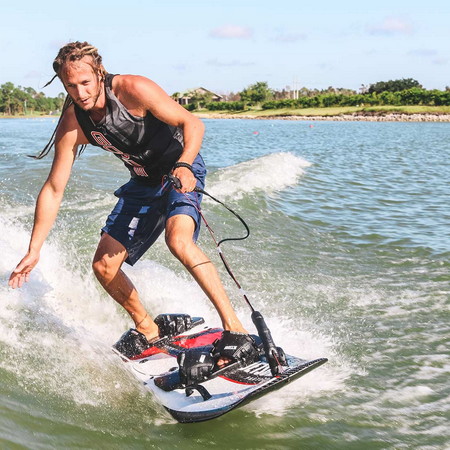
[183,78,450,111]
[3,78,450,116]
[258,88,450,111]
[0,82,65,115]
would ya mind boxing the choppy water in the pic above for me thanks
[0,118,449,449]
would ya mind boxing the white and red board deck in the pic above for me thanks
[114,321,327,423]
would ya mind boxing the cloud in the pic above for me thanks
[206,58,255,67]
[317,62,334,71]
[368,17,414,36]
[209,25,253,39]
[407,49,447,65]
[272,32,306,43]
[172,63,188,72]
[408,49,438,57]
[432,57,449,65]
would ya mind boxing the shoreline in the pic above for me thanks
[0,114,55,119]
[195,112,450,122]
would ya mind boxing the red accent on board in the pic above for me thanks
[129,328,223,360]
[173,329,223,349]
[130,346,168,360]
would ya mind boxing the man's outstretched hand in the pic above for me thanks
[8,251,40,289]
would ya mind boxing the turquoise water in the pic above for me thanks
[0,118,449,449]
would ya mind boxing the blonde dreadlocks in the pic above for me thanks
[32,41,106,159]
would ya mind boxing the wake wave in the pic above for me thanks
[0,182,349,421]
[207,152,311,199]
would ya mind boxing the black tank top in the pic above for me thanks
[74,73,184,185]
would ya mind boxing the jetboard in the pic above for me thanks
[113,317,327,423]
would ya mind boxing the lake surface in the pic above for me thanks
[0,117,449,449]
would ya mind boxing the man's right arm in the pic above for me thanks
[9,107,88,288]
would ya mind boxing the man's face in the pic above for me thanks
[61,56,103,111]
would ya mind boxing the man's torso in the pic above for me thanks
[74,74,184,185]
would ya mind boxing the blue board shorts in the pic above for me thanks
[102,155,206,265]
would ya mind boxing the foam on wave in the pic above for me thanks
[207,152,312,199]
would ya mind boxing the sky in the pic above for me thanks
[1,0,449,97]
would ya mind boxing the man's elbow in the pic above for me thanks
[192,116,205,135]
[42,179,66,199]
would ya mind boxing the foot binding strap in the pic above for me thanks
[154,331,261,395]
[113,313,203,359]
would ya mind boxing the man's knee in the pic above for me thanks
[92,233,127,283]
[92,255,120,283]
[165,216,196,259]
[165,231,191,258]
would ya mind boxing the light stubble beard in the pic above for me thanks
[72,80,104,112]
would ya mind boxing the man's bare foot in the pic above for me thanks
[135,315,160,342]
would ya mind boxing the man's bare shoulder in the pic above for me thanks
[112,74,165,100]
[113,74,155,90]
[56,104,89,146]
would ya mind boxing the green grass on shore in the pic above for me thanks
[196,105,450,118]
